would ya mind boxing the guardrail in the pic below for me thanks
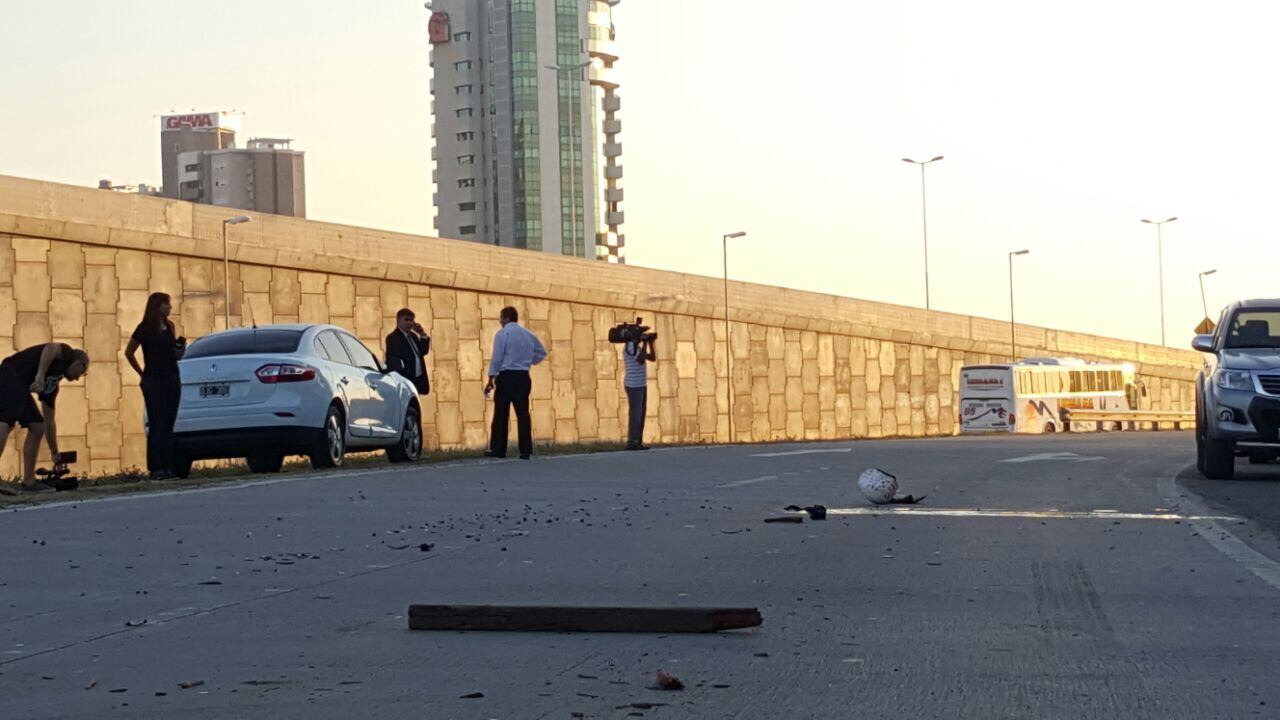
[1063,409,1195,432]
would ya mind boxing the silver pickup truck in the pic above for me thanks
[1193,299,1280,479]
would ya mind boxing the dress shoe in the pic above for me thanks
[484,451,506,458]
[519,454,531,460]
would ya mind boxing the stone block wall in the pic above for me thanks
[0,175,1201,478]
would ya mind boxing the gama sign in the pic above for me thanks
[161,112,239,132]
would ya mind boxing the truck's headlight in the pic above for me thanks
[1216,369,1253,390]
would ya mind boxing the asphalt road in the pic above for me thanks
[2,432,1279,719]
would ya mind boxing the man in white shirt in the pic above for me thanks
[622,336,656,450]
[484,306,547,459]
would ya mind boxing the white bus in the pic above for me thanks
[959,358,1141,434]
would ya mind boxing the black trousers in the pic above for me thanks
[625,385,647,447]
[142,375,181,474]
[489,370,532,457]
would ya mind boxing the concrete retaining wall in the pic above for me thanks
[0,175,1200,477]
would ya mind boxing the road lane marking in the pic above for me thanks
[1159,465,1280,593]
[815,507,1237,521]
[718,475,778,488]
[1000,452,1106,463]
[750,449,853,458]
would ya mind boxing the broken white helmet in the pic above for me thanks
[857,468,898,505]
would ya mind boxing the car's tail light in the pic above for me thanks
[1009,413,1016,425]
[256,364,317,384]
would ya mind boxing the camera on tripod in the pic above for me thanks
[608,317,657,345]
[36,450,80,491]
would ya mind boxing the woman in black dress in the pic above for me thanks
[125,292,185,480]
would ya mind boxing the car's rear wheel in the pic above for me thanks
[310,404,346,469]
[246,454,285,474]
[387,407,423,463]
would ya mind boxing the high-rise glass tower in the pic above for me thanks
[429,0,625,263]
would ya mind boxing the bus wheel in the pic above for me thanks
[1043,422,1057,434]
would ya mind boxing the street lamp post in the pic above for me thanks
[221,215,252,329]
[723,231,747,442]
[1008,250,1029,362]
[1198,269,1218,319]
[1141,216,1178,345]
[902,155,944,310]
[546,60,592,258]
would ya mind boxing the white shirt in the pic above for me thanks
[401,330,424,376]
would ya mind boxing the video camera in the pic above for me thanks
[608,317,657,345]
[36,451,80,492]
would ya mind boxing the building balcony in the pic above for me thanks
[606,210,624,226]
[603,118,622,135]
[603,142,622,158]
[588,38,620,61]
[602,95,621,112]
[605,164,623,180]
[589,65,620,91]
[605,187,624,203]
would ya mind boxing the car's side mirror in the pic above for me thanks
[1192,335,1215,353]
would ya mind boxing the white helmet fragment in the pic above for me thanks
[857,468,898,505]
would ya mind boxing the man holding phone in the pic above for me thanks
[385,308,431,395]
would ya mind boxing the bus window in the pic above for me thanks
[1084,372,1096,392]
[1069,371,1081,393]
[1033,373,1045,394]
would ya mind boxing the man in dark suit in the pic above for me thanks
[385,308,430,395]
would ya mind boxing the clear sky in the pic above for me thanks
[3,1,1276,348]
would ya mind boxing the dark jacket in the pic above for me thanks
[385,329,430,395]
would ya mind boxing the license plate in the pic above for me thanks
[200,383,230,398]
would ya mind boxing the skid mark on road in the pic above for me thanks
[1031,560,1114,640]
[817,507,1237,521]
[1160,464,1280,593]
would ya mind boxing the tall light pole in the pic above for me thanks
[902,155,944,310]
[723,231,747,442]
[221,215,252,329]
[1008,249,1029,362]
[1198,269,1217,319]
[1141,216,1177,345]
[546,60,591,257]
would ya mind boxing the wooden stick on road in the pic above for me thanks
[407,605,763,633]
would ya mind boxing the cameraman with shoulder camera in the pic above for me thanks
[618,320,656,451]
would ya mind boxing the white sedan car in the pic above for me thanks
[171,324,423,477]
